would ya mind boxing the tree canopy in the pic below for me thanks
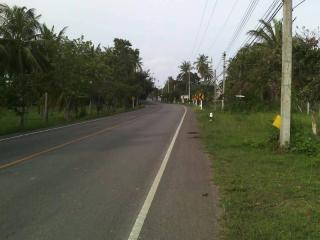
[0,4,155,126]
[226,20,320,111]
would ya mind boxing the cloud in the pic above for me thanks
[144,57,180,85]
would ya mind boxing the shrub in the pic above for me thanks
[267,118,319,156]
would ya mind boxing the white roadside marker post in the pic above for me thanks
[209,112,213,121]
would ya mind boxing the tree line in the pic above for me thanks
[167,19,320,113]
[0,4,155,127]
[226,19,320,111]
[162,54,216,103]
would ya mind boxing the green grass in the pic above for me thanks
[0,106,140,136]
[196,109,320,240]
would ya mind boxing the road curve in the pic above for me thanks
[0,103,219,240]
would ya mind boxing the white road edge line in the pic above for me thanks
[128,106,187,240]
[0,113,134,143]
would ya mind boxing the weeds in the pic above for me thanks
[196,109,320,239]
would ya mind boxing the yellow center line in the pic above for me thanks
[0,117,137,170]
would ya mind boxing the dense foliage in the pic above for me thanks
[226,20,320,111]
[0,4,155,126]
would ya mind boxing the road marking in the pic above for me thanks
[0,110,143,143]
[128,106,187,240]
[0,118,135,170]
[0,116,119,143]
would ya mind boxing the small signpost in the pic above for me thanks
[273,115,282,129]
[192,92,204,110]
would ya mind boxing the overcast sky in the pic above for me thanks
[9,0,320,87]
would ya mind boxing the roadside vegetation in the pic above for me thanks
[197,109,320,239]
[0,106,139,136]
[226,20,320,112]
[0,4,156,135]
[161,55,215,103]
[166,17,320,239]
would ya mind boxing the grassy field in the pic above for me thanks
[0,107,135,136]
[196,108,320,239]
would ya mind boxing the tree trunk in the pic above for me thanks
[312,111,317,135]
[44,92,49,122]
[88,98,92,115]
[18,105,25,128]
[19,113,24,128]
[64,99,71,120]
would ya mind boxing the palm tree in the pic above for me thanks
[133,49,142,72]
[248,19,282,49]
[37,24,67,121]
[194,54,208,80]
[166,76,175,93]
[0,4,42,73]
[178,61,192,96]
[38,24,67,61]
[247,19,283,102]
[178,61,192,81]
[194,54,214,84]
[0,4,42,126]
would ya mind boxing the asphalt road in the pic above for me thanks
[0,103,220,240]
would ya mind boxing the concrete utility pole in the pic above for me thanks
[280,0,293,146]
[188,70,191,103]
[222,52,226,111]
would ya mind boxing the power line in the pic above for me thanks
[190,0,210,57]
[216,0,307,83]
[293,0,307,10]
[217,0,279,69]
[214,0,260,70]
[225,0,260,53]
[241,0,281,48]
[194,0,219,56]
[206,0,240,53]
[244,0,283,47]
[241,0,307,48]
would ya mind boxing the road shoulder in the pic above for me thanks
[139,107,221,240]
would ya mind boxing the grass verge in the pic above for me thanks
[0,106,143,136]
[196,109,320,239]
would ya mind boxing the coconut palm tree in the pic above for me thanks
[0,4,42,126]
[36,24,67,121]
[248,19,282,49]
[0,4,42,73]
[194,54,214,83]
[178,61,192,80]
[132,49,142,72]
[178,61,192,95]
[247,19,283,102]
[38,24,67,62]
[194,54,208,80]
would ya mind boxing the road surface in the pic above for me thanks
[0,103,220,240]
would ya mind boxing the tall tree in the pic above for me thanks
[0,4,43,126]
[178,61,192,94]
[248,19,282,48]
[36,24,67,120]
[194,54,213,83]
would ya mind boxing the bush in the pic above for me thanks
[267,118,319,156]
[290,121,319,156]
